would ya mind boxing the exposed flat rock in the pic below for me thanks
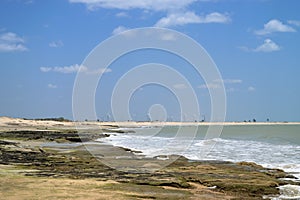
[0,123,298,199]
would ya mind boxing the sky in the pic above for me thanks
[0,0,300,122]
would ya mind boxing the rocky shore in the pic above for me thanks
[0,118,298,199]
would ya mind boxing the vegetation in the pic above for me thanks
[33,117,72,122]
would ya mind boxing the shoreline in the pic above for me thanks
[1,116,300,129]
[0,133,293,200]
[95,121,300,127]
[1,117,300,199]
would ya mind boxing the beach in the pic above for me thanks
[1,117,300,199]
[1,116,300,129]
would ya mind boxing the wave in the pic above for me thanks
[97,126,300,199]
[99,134,300,169]
[276,185,300,200]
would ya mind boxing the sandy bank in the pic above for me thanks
[1,116,299,131]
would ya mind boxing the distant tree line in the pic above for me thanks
[30,117,72,122]
[243,119,256,122]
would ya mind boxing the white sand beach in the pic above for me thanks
[1,116,299,130]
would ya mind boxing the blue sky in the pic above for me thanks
[0,0,299,122]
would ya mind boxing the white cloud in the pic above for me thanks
[173,84,187,89]
[255,19,296,35]
[288,20,300,27]
[214,79,242,84]
[248,86,255,92]
[86,68,112,75]
[0,43,28,52]
[40,64,87,74]
[40,64,111,75]
[116,12,129,17]
[54,65,87,73]
[155,12,230,27]
[48,84,57,89]
[49,40,64,48]
[254,39,280,52]
[69,0,197,11]
[240,39,280,53]
[201,12,231,24]
[0,32,24,43]
[0,32,28,52]
[40,67,52,72]
[200,79,242,92]
[198,83,221,89]
[206,79,243,93]
[70,0,229,28]
[155,12,200,27]
[198,79,242,90]
[112,26,129,35]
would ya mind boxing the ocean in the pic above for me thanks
[98,124,300,199]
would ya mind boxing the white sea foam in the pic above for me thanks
[99,132,300,173]
[272,185,300,200]
[98,125,300,199]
